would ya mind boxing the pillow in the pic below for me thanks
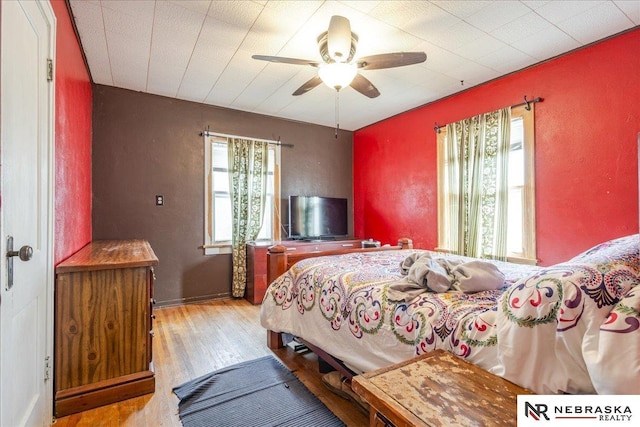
[568,234,639,272]
[495,234,640,394]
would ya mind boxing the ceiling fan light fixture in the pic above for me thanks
[327,15,352,62]
[318,62,357,90]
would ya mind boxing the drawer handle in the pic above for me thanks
[151,314,156,319]
[150,330,155,337]
[341,244,354,247]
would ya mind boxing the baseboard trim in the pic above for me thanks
[155,292,232,307]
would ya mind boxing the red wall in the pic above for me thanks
[354,29,640,266]
[51,0,92,263]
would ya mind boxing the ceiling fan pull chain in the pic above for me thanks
[335,90,340,139]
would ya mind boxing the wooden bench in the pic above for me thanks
[352,350,533,427]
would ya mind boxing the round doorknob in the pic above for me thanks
[8,245,33,261]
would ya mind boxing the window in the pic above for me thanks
[437,105,536,263]
[203,135,281,254]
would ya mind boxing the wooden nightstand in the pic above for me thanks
[352,350,533,427]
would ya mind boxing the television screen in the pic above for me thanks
[289,196,348,239]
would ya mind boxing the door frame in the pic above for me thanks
[0,0,56,424]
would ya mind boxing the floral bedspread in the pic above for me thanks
[260,235,640,394]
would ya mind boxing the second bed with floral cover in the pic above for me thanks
[260,234,640,394]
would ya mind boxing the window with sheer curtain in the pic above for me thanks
[437,105,536,264]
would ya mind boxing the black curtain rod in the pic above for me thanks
[512,96,543,110]
[200,130,294,148]
[434,95,543,133]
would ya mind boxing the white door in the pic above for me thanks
[1,0,55,426]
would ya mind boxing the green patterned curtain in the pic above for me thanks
[228,138,268,297]
[445,108,511,260]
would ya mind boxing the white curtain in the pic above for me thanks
[444,108,511,260]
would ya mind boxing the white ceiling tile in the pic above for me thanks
[366,24,425,54]
[147,65,186,98]
[555,2,635,44]
[368,0,434,28]
[511,26,581,60]
[614,0,640,24]
[377,66,430,86]
[490,11,555,44]
[205,83,241,107]
[431,1,494,19]
[231,94,268,112]
[416,70,463,93]
[534,0,608,24]
[168,0,211,16]
[476,45,536,74]
[339,0,382,14]
[204,49,268,102]
[453,34,507,61]
[101,1,155,38]
[520,1,552,10]
[446,59,497,87]
[101,2,154,89]
[68,0,113,84]
[393,4,462,43]
[207,0,264,26]
[256,69,317,111]
[464,1,531,33]
[261,63,307,88]
[105,30,150,89]
[178,79,218,103]
[427,20,488,51]
[233,66,303,110]
[240,1,316,56]
[417,42,467,74]
[147,1,208,96]
[178,14,254,100]
[389,85,434,108]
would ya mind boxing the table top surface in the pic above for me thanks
[56,240,158,273]
[352,350,532,427]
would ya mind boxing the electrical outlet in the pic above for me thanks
[156,195,164,206]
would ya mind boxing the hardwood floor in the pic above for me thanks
[54,299,369,427]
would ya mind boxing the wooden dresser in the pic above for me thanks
[54,240,158,417]
[246,239,363,304]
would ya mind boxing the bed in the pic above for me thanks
[260,234,640,395]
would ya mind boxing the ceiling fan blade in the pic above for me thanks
[292,76,323,96]
[350,73,380,98]
[252,55,320,67]
[357,52,427,70]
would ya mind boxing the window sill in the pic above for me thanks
[434,248,537,265]
[203,245,232,256]
[505,255,538,266]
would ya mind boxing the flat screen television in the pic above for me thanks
[289,196,348,239]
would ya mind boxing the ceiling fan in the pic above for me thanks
[252,15,427,99]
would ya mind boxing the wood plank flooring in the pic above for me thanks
[54,299,368,427]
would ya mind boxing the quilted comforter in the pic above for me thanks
[260,234,640,394]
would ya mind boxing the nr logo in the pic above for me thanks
[525,402,550,421]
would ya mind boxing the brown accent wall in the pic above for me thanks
[92,85,353,305]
